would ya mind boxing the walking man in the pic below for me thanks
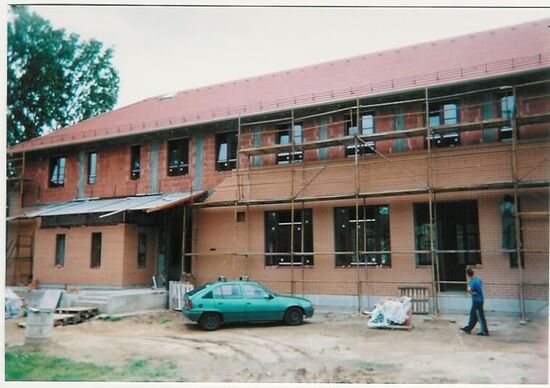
[461,267,490,336]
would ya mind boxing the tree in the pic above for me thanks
[7,6,120,146]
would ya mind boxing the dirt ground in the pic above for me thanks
[5,309,548,384]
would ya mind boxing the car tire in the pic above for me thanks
[284,307,304,326]
[199,312,222,331]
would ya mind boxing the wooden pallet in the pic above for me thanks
[399,287,429,314]
[369,324,414,330]
[53,313,80,326]
[56,307,98,320]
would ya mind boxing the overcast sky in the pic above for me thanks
[24,2,550,109]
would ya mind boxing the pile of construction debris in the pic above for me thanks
[365,296,413,330]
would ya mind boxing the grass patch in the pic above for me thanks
[6,349,181,381]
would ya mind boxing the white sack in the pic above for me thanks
[5,288,23,319]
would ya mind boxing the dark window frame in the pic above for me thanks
[130,145,141,180]
[413,201,481,267]
[215,131,238,171]
[264,208,313,266]
[91,232,102,268]
[334,205,391,267]
[167,138,189,176]
[345,112,376,157]
[426,101,460,148]
[137,232,147,268]
[498,94,515,142]
[49,156,66,188]
[276,123,304,164]
[55,234,65,267]
[87,151,97,185]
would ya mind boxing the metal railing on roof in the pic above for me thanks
[9,52,550,153]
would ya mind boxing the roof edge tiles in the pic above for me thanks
[8,18,550,154]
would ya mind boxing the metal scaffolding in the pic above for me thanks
[190,76,550,317]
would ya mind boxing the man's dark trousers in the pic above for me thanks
[466,301,489,334]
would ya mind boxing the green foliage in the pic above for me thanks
[5,350,181,381]
[7,6,119,146]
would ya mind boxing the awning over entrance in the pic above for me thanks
[7,191,208,221]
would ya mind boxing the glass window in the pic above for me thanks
[137,232,147,268]
[243,284,269,299]
[427,102,459,148]
[55,234,65,267]
[212,284,243,299]
[265,209,313,266]
[49,156,66,188]
[334,205,391,267]
[276,123,303,164]
[345,113,375,157]
[413,201,481,266]
[499,95,515,141]
[131,145,141,180]
[91,233,102,268]
[87,151,97,185]
[215,131,238,171]
[167,138,189,176]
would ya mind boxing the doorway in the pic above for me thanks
[163,206,193,282]
[414,200,481,292]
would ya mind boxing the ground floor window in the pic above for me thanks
[138,233,147,268]
[55,234,65,267]
[414,200,481,291]
[91,233,102,268]
[265,209,313,266]
[334,205,391,267]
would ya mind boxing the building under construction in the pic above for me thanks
[6,19,549,317]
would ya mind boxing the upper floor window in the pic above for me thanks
[131,145,141,180]
[216,131,238,171]
[499,94,515,142]
[167,138,189,176]
[87,151,97,185]
[265,208,313,266]
[276,123,303,164]
[427,102,459,148]
[49,156,66,188]
[345,112,375,157]
[334,205,391,267]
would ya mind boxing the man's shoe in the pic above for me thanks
[477,332,490,336]
[460,326,471,334]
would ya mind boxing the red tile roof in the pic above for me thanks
[8,18,550,154]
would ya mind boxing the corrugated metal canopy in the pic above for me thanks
[8,191,207,220]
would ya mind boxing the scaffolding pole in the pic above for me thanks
[425,87,441,317]
[290,109,296,295]
[511,86,526,320]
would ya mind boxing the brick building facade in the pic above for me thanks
[6,19,550,314]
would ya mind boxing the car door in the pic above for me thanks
[212,283,246,323]
[243,284,281,321]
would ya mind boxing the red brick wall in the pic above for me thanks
[194,189,548,300]
[18,84,548,208]
[122,225,157,286]
[34,223,126,285]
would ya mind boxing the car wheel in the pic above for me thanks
[199,312,222,331]
[284,307,304,326]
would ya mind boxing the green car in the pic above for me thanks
[182,277,314,331]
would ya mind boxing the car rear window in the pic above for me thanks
[186,283,210,296]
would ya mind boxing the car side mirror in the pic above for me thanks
[264,294,274,300]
